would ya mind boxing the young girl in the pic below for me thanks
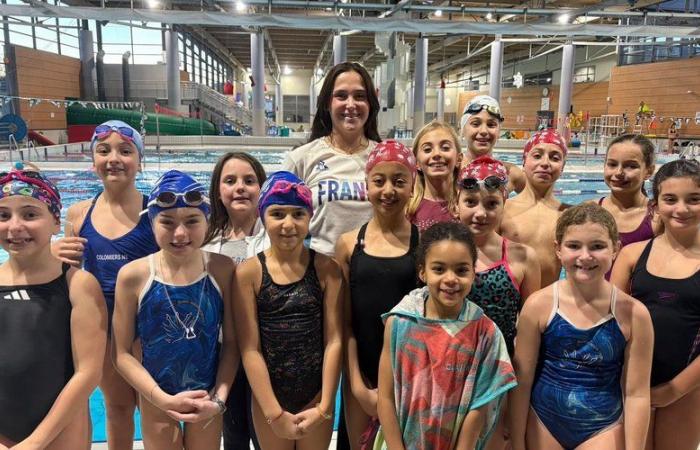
[460,95,526,193]
[0,166,106,449]
[112,170,237,449]
[52,120,159,449]
[611,159,700,450]
[458,155,541,356]
[233,171,343,450]
[335,141,420,448]
[407,120,461,233]
[501,129,570,286]
[377,222,517,450]
[511,203,654,450]
[598,134,658,279]
[202,152,266,450]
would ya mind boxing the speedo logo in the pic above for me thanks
[2,290,30,301]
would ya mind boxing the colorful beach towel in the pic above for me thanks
[378,286,517,450]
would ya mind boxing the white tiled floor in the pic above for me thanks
[90,433,338,449]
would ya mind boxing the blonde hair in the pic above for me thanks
[407,120,462,217]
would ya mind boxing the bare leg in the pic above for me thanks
[184,416,222,450]
[296,417,334,450]
[101,337,137,450]
[139,394,184,450]
[250,398,295,450]
[343,382,371,450]
[652,388,700,450]
[575,423,624,450]
[526,409,564,450]
[484,407,507,450]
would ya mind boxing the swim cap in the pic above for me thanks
[459,156,508,195]
[522,128,568,163]
[366,140,417,179]
[460,95,504,130]
[146,170,210,220]
[90,120,144,160]
[258,171,313,219]
[0,165,62,222]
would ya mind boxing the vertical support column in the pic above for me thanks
[412,36,428,133]
[96,21,105,101]
[309,73,317,125]
[437,79,445,122]
[488,34,503,102]
[333,34,347,66]
[166,26,181,111]
[78,25,96,100]
[557,42,575,136]
[251,31,266,136]
[275,82,283,125]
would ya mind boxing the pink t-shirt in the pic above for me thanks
[409,198,459,233]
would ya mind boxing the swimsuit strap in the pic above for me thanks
[610,286,618,319]
[500,237,509,264]
[356,223,369,250]
[409,223,419,249]
[598,197,605,206]
[148,253,156,279]
[547,281,560,326]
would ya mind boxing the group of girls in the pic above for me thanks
[0,59,698,450]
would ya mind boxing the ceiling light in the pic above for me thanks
[485,12,493,21]
[146,0,159,8]
[236,1,246,12]
[284,65,292,75]
[434,9,443,17]
[316,67,324,76]
[558,14,569,24]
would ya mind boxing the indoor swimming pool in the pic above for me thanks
[0,153,650,442]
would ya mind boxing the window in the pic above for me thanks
[283,95,310,123]
[574,66,595,83]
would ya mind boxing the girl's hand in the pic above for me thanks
[357,388,378,417]
[154,389,208,415]
[51,237,87,266]
[168,397,222,423]
[651,382,683,408]
[270,411,304,440]
[295,406,329,434]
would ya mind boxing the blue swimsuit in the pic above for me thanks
[531,282,626,450]
[81,193,159,324]
[137,253,223,395]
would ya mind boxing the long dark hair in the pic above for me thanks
[309,62,381,143]
[203,152,267,246]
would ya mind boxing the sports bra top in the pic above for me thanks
[469,238,522,356]
[81,193,159,310]
[630,238,700,386]
[533,282,626,409]
[256,250,324,413]
[137,253,223,395]
[0,264,74,442]
[349,223,419,387]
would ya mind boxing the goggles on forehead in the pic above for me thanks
[460,176,507,191]
[0,170,59,199]
[464,103,504,121]
[147,190,208,209]
[94,124,136,142]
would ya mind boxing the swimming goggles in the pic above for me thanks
[460,176,507,191]
[94,124,136,144]
[0,170,60,201]
[463,103,504,121]
[147,190,209,208]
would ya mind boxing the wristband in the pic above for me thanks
[266,409,285,424]
[211,395,227,415]
[316,403,332,421]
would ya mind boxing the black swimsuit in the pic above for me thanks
[0,264,73,442]
[256,251,324,413]
[349,223,419,387]
[630,238,700,386]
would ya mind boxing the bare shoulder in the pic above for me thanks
[118,257,151,283]
[505,239,536,263]
[336,228,360,261]
[314,252,342,278]
[66,199,92,229]
[520,285,555,321]
[65,267,101,295]
[618,239,650,263]
[206,251,235,279]
[235,255,262,283]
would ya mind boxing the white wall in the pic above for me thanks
[103,63,168,101]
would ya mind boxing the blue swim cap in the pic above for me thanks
[90,120,144,159]
[258,171,313,220]
[146,170,210,220]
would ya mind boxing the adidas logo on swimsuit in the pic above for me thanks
[2,290,30,300]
